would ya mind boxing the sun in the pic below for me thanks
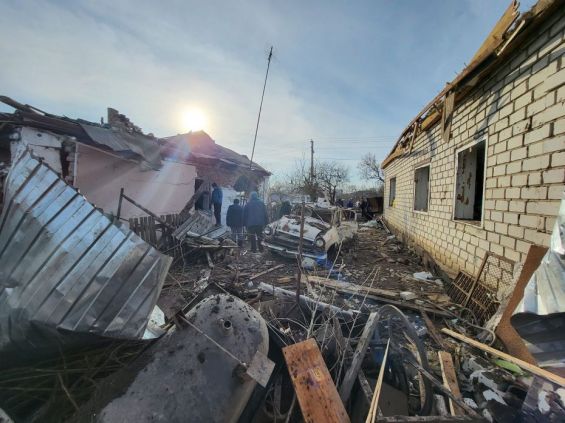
[182,108,208,132]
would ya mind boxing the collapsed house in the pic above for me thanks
[0,96,270,223]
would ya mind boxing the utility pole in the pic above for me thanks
[249,46,273,170]
[310,139,314,183]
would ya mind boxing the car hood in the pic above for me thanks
[268,215,330,242]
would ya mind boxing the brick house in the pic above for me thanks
[382,0,565,284]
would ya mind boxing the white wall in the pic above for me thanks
[74,144,197,219]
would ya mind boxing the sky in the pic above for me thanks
[0,0,536,185]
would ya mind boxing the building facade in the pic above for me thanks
[382,1,565,281]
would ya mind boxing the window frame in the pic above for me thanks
[452,136,488,227]
[388,177,396,207]
[413,162,431,214]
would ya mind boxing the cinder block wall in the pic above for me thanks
[383,10,565,278]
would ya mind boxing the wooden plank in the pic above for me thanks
[378,417,481,422]
[438,351,463,415]
[495,245,547,364]
[283,338,350,423]
[249,264,284,281]
[421,310,446,349]
[302,276,451,318]
[366,339,390,423]
[339,312,379,402]
[441,328,565,387]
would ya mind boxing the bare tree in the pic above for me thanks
[288,157,318,201]
[316,161,350,204]
[358,153,385,186]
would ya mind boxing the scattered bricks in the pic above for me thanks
[509,200,526,212]
[506,161,522,174]
[524,125,551,145]
[526,200,560,215]
[551,151,565,167]
[548,184,565,199]
[524,229,551,246]
[520,214,540,229]
[508,225,525,238]
[503,212,519,224]
[521,186,548,199]
[504,248,521,262]
[543,67,565,92]
[528,172,542,185]
[522,155,550,171]
[511,146,528,161]
[500,235,516,249]
[543,168,565,183]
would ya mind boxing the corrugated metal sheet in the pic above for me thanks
[0,149,172,361]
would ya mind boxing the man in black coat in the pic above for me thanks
[226,199,244,247]
[243,192,268,253]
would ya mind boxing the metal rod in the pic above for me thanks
[249,46,273,170]
[117,187,124,220]
[296,200,305,304]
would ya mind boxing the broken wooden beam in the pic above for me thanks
[283,338,350,423]
[339,312,379,403]
[249,264,284,281]
[366,339,390,423]
[438,351,463,415]
[421,310,447,349]
[441,328,565,387]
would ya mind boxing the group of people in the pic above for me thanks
[336,197,372,220]
[195,183,269,253]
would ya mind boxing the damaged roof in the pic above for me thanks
[381,0,563,169]
[0,96,163,169]
[162,131,271,175]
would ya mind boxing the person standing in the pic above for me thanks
[226,198,244,247]
[211,182,223,226]
[243,191,268,253]
[279,200,292,218]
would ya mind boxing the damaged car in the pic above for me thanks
[262,208,356,260]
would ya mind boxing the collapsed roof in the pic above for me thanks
[382,0,563,168]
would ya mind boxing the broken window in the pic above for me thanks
[388,177,396,207]
[413,165,430,212]
[454,139,486,222]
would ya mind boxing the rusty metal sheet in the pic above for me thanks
[0,149,172,363]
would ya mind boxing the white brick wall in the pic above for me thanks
[383,10,565,277]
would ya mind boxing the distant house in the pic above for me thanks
[0,97,269,221]
[381,0,564,285]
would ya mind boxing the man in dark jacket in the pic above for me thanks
[278,200,292,218]
[211,183,223,226]
[226,198,244,247]
[243,192,268,253]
